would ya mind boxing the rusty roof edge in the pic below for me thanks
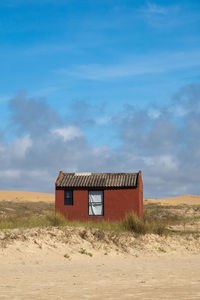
[135,172,140,187]
[55,171,63,187]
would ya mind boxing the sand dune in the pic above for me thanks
[146,194,200,206]
[0,190,54,203]
[0,227,200,299]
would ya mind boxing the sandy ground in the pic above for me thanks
[1,253,200,300]
[0,191,54,203]
[0,227,200,300]
[0,191,200,299]
[145,194,200,206]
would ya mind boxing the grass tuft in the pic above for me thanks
[122,212,148,234]
[152,222,167,235]
[47,213,67,227]
[158,247,167,253]
[79,248,93,257]
[122,212,167,235]
[64,253,70,259]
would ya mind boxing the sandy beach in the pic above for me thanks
[1,253,200,300]
[0,191,200,299]
[0,226,200,300]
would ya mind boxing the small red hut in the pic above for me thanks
[55,171,143,221]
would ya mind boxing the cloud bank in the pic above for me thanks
[0,84,200,197]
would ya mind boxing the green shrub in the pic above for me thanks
[79,248,93,257]
[152,222,167,235]
[122,212,167,235]
[122,212,148,234]
[47,213,66,226]
[158,247,166,253]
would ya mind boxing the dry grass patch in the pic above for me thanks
[0,198,199,236]
[122,212,167,235]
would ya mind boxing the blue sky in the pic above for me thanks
[0,0,200,196]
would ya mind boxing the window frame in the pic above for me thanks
[88,190,104,216]
[64,190,73,206]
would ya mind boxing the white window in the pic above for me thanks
[88,191,104,216]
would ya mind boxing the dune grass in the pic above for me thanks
[0,215,52,230]
[0,211,167,235]
[122,212,167,235]
[0,200,199,235]
[0,214,124,233]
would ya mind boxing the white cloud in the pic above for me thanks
[0,170,21,179]
[95,116,111,125]
[57,50,200,80]
[92,145,110,156]
[157,155,178,171]
[0,88,200,197]
[52,126,84,141]
[148,109,161,119]
[144,154,178,171]
[141,2,167,15]
[0,145,5,152]
[11,135,32,159]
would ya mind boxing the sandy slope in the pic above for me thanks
[146,194,200,206]
[0,227,200,299]
[0,191,54,202]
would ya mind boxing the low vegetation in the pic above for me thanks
[122,212,167,235]
[79,248,93,257]
[64,253,70,259]
[0,200,199,236]
[158,247,167,253]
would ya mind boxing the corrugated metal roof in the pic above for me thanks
[56,172,139,188]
